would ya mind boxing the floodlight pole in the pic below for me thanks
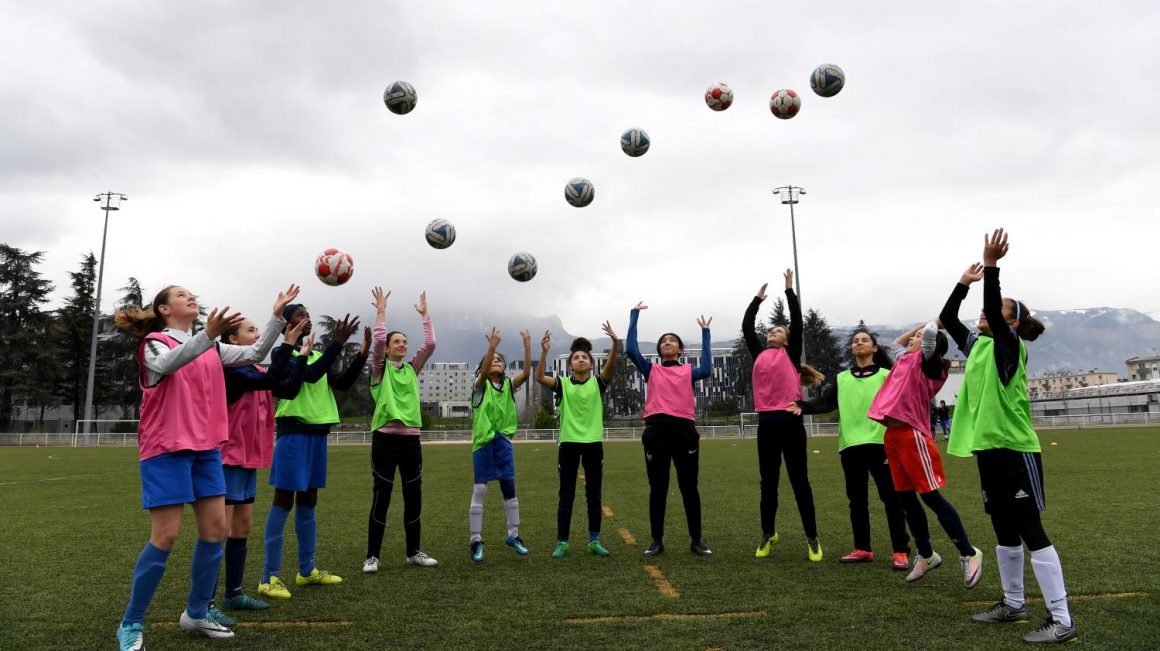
[83,192,127,435]
[773,185,806,363]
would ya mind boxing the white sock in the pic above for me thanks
[504,497,520,538]
[996,545,1025,608]
[469,483,487,543]
[1030,546,1071,627]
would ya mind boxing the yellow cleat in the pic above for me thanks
[257,576,291,599]
[755,533,779,558]
[807,538,823,562]
[296,568,343,586]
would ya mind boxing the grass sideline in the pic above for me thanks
[2,429,1157,649]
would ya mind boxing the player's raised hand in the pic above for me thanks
[520,329,531,349]
[414,292,428,317]
[485,327,501,348]
[334,314,361,345]
[601,321,618,341]
[371,287,390,312]
[697,315,713,329]
[959,262,984,285]
[784,269,794,290]
[634,301,649,311]
[273,284,301,317]
[360,326,372,355]
[299,334,314,356]
[983,228,1009,266]
[284,316,308,344]
[205,307,244,339]
[540,330,552,353]
[756,283,768,301]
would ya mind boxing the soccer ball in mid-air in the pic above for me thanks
[810,63,845,97]
[424,219,456,249]
[565,178,594,207]
[769,89,801,119]
[383,81,417,115]
[315,248,354,286]
[620,128,650,157]
[507,253,538,282]
[704,82,734,111]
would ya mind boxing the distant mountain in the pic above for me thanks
[422,307,1160,379]
[837,308,1160,378]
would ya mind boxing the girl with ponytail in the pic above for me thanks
[940,228,1076,643]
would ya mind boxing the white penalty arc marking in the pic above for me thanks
[0,469,136,487]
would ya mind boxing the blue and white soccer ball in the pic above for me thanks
[620,128,650,157]
[809,64,845,98]
[424,219,456,249]
[507,252,538,282]
[383,81,417,115]
[564,177,595,207]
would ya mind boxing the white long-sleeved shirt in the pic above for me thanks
[141,313,287,387]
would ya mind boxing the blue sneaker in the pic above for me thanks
[117,623,144,651]
[221,593,270,611]
[470,540,485,563]
[505,535,529,556]
[207,604,236,628]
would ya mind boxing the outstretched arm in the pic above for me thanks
[513,330,532,390]
[535,330,556,389]
[475,328,501,390]
[692,316,713,382]
[982,228,1021,385]
[370,287,389,383]
[625,303,652,381]
[219,285,299,367]
[410,292,436,375]
[785,270,803,369]
[940,263,982,354]
[742,285,766,359]
[599,321,619,384]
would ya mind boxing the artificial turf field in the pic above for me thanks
[2,428,1157,650]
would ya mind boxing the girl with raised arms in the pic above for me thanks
[742,270,825,561]
[866,321,982,588]
[468,328,532,562]
[626,301,714,557]
[791,329,913,570]
[940,229,1076,644]
[213,315,310,619]
[113,283,298,650]
[363,288,438,572]
[534,323,619,558]
[258,306,370,600]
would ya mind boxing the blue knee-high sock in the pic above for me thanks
[122,542,172,626]
[224,537,247,600]
[263,504,290,582]
[186,539,223,620]
[295,504,317,577]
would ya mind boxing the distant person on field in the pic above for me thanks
[937,400,951,441]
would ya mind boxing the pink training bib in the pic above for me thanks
[867,351,946,437]
[643,363,696,421]
[137,333,229,462]
[752,347,803,412]
[221,365,275,469]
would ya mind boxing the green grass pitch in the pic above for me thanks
[2,428,1157,649]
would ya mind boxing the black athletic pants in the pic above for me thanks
[557,442,604,541]
[367,433,423,558]
[840,443,910,554]
[756,411,817,539]
[642,418,702,543]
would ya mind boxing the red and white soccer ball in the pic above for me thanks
[704,82,734,111]
[315,248,354,286]
[769,89,801,119]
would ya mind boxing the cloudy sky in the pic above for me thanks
[3,1,1158,343]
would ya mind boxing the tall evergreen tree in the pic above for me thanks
[767,297,789,329]
[53,253,97,422]
[0,245,56,428]
[97,277,146,419]
[604,340,641,417]
[802,308,845,382]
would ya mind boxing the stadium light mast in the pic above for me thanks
[83,192,127,435]
[773,185,806,358]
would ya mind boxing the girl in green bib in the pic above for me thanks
[939,229,1076,644]
[792,329,912,571]
[364,288,438,572]
[534,325,619,558]
[468,327,532,563]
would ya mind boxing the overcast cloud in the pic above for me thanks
[2,0,1158,344]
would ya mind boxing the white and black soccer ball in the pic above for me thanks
[769,88,801,119]
[424,219,456,249]
[620,128,650,157]
[564,177,594,207]
[507,252,538,282]
[704,82,734,111]
[383,81,417,115]
[810,64,845,98]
